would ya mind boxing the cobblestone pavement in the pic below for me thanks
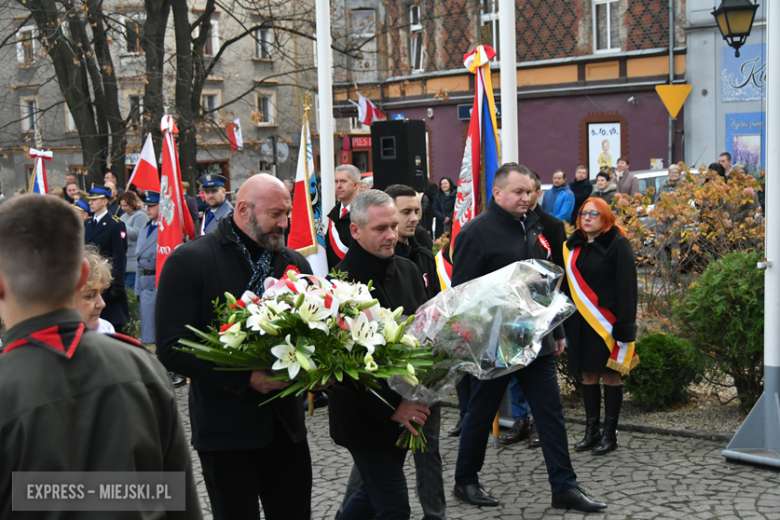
[175,387,780,519]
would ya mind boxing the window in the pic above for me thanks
[480,0,499,64]
[255,92,275,126]
[16,26,37,66]
[350,117,370,132]
[350,9,376,38]
[197,21,219,57]
[21,98,37,132]
[201,93,219,122]
[128,95,143,129]
[65,106,78,132]
[125,18,143,55]
[593,0,620,52]
[409,5,423,71]
[255,28,272,59]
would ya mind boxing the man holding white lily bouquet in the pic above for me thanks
[156,175,314,520]
[331,190,431,520]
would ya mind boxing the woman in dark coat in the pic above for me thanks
[432,176,456,239]
[563,197,638,456]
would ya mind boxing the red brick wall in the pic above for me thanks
[624,0,671,51]
[385,0,675,78]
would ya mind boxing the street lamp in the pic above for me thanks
[711,0,759,57]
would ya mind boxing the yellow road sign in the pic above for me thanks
[655,85,693,118]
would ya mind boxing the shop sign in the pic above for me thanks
[457,102,501,120]
[352,136,371,148]
[722,44,766,102]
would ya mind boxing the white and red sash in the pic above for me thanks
[328,218,349,260]
[563,242,639,375]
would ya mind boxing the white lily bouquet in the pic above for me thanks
[176,267,434,406]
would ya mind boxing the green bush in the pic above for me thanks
[125,288,142,341]
[676,250,764,411]
[624,333,704,409]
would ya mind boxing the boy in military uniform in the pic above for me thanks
[85,184,129,332]
[0,195,202,519]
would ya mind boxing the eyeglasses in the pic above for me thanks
[579,210,601,219]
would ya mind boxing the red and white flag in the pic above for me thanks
[227,118,243,153]
[288,116,328,276]
[28,148,51,195]
[156,115,196,286]
[127,133,161,193]
[351,93,385,126]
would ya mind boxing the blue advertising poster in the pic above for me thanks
[722,44,766,102]
[725,112,765,176]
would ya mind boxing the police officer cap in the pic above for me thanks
[199,174,227,190]
[72,196,93,216]
[144,190,161,205]
[88,184,112,199]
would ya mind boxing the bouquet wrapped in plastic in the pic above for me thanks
[389,260,574,452]
[407,259,575,381]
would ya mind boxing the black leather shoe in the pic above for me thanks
[552,487,607,512]
[453,482,499,507]
[448,417,464,437]
[170,373,186,388]
[527,422,541,448]
[500,418,530,445]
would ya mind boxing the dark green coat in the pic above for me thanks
[0,309,201,519]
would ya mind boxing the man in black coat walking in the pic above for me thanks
[451,163,606,513]
[331,189,432,520]
[156,174,314,520]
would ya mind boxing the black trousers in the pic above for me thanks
[454,353,578,493]
[198,435,312,520]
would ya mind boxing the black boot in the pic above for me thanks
[574,384,601,452]
[592,384,622,456]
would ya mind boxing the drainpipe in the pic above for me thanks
[668,0,675,168]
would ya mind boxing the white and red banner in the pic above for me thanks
[351,93,385,126]
[156,115,196,285]
[127,133,161,193]
[227,118,243,153]
[563,242,639,375]
[288,116,328,276]
[435,249,453,290]
[451,45,500,255]
[28,148,51,195]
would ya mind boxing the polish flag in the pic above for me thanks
[156,115,196,286]
[28,148,51,195]
[352,93,385,126]
[288,116,328,276]
[227,118,243,153]
[127,133,161,192]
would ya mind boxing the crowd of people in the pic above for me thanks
[1,150,759,519]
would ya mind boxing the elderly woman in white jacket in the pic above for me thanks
[118,190,149,289]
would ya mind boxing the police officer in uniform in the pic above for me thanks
[200,174,233,235]
[85,184,129,332]
[135,190,160,345]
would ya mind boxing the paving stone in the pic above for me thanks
[173,387,780,519]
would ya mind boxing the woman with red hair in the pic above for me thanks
[563,197,638,456]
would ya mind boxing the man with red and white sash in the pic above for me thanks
[326,164,360,269]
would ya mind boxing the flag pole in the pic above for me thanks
[498,0,518,164]
[315,0,335,215]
